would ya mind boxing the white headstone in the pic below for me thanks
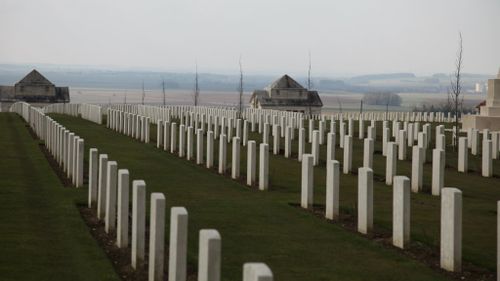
[343,135,353,174]
[117,169,129,248]
[393,176,410,249]
[386,142,397,185]
[440,188,462,272]
[198,229,221,281]
[169,207,188,281]
[132,180,146,269]
[301,154,314,209]
[247,141,256,186]
[325,160,340,220]
[105,161,118,233]
[88,148,98,208]
[358,167,373,234]
[149,193,166,281]
[259,143,269,190]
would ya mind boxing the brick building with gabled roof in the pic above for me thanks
[0,69,70,105]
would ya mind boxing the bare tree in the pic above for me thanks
[307,51,312,90]
[307,51,313,117]
[194,63,200,106]
[141,81,146,105]
[162,78,166,106]
[337,97,343,113]
[238,56,244,118]
[448,32,464,148]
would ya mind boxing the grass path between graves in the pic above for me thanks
[0,113,119,281]
[51,113,458,281]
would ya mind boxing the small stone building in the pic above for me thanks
[0,69,70,106]
[249,74,322,114]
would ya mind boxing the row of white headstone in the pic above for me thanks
[44,103,80,117]
[10,100,274,281]
[88,147,274,281]
[299,153,490,273]
[80,103,103,124]
[106,107,272,191]
[106,109,151,143]
[104,105,487,198]
[105,104,498,195]
[44,103,103,124]
[102,104,456,142]
[79,104,500,279]
[10,102,85,187]
[107,103,454,124]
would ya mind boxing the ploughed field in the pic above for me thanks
[47,113,499,281]
[0,113,119,281]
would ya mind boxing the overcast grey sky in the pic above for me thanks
[1,0,499,76]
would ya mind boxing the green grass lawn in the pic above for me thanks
[50,113,467,281]
[0,113,119,281]
[240,120,499,272]
[151,117,498,273]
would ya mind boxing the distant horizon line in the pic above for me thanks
[0,62,495,79]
